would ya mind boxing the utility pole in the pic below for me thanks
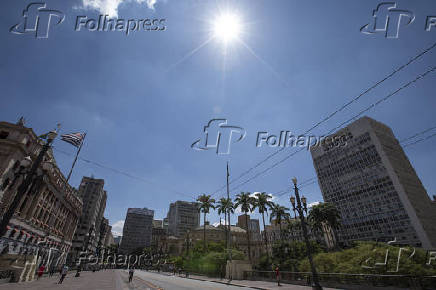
[226,162,232,281]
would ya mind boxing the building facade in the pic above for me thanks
[311,117,436,248]
[119,208,154,254]
[0,119,82,281]
[167,201,200,237]
[71,177,107,259]
[236,214,261,241]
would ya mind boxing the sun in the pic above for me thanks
[213,13,242,43]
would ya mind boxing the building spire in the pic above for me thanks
[16,116,25,126]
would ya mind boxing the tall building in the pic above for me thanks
[311,117,436,248]
[167,201,200,237]
[71,177,107,256]
[0,119,82,281]
[153,219,163,228]
[119,208,154,254]
[113,236,122,246]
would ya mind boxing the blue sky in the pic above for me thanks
[1,0,436,236]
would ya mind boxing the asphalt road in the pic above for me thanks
[133,270,255,290]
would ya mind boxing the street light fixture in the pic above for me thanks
[290,177,323,290]
[0,129,58,238]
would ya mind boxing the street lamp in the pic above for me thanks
[290,177,322,290]
[0,130,58,238]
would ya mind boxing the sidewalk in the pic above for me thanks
[183,274,340,290]
[0,269,158,290]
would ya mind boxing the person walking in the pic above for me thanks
[128,267,134,283]
[36,264,45,280]
[49,265,55,277]
[75,265,82,277]
[275,266,281,286]
[58,264,68,284]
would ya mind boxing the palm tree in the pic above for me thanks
[269,203,290,240]
[307,204,324,243]
[234,192,255,262]
[197,194,216,251]
[252,192,274,259]
[308,202,341,249]
[216,197,234,248]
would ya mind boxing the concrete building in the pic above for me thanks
[0,119,82,281]
[119,208,154,254]
[190,224,265,260]
[163,217,169,232]
[104,230,114,247]
[236,214,261,241]
[71,177,107,258]
[153,219,163,229]
[113,236,122,246]
[311,117,436,248]
[167,201,200,237]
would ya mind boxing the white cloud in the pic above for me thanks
[111,220,124,236]
[80,0,159,17]
[250,192,276,201]
[212,218,228,227]
[308,201,321,208]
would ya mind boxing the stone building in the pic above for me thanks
[311,117,436,248]
[0,119,82,281]
[71,177,107,260]
[189,224,265,260]
[167,201,200,238]
[119,208,154,254]
[236,214,261,241]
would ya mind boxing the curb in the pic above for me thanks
[183,276,268,290]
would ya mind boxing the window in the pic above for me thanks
[0,131,9,139]
[1,178,10,190]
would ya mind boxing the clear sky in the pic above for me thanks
[1,0,435,236]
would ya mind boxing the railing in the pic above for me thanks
[0,270,13,283]
[243,271,436,289]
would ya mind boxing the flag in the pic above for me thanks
[61,132,85,148]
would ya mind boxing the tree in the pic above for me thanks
[252,192,274,259]
[308,202,341,248]
[307,204,324,243]
[270,203,290,240]
[216,197,234,249]
[234,192,255,262]
[197,194,216,251]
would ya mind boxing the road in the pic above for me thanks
[133,270,254,289]
[0,269,254,290]
[0,269,337,289]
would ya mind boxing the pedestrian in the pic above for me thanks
[36,264,45,280]
[275,266,281,286]
[58,264,68,284]
[75,265,82,277]
[128,267,134,283]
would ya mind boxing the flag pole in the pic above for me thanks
[66,133,86,183]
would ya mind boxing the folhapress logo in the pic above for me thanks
[361,2,415,38]
[10,2,65,39]
[191,119,246,155]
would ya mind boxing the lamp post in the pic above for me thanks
[290,177,322,290]
[0,130,58,238]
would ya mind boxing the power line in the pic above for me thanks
[53,147,196,200]
[274,127,436,198]
[403,132,436,148]
[227,65,436,193]
[211,41,436,196]
[400,126,436,143]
